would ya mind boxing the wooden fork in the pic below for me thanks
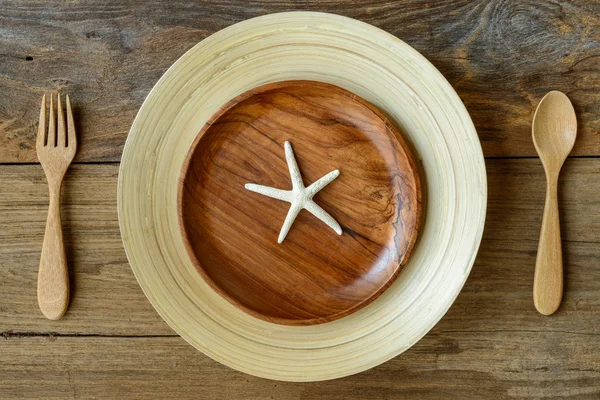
[36,94,77,320]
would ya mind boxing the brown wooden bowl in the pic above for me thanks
[178,80,421,326]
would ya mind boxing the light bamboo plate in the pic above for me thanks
[118,12,487,381]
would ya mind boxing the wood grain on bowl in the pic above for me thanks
[178,81,422,325]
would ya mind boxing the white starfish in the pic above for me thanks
[245,141,342,244]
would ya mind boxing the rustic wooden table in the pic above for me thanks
[1,1,599,398]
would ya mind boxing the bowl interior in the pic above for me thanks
[178,80,421,325]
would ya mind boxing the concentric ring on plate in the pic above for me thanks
[118,11,486,381]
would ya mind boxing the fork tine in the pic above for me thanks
[66,95,76,149]
[57,94,66,147]
[36,94,46,148]
[48,94,56,147]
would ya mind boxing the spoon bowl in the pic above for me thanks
[533,91,577,174]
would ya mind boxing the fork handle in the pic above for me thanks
[38,182,70,320]
[533,179,563,315]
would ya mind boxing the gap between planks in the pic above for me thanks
[3,155,600,166]
[3,330,599,340]
[1,331,178,339]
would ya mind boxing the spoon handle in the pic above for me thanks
[533,179,563,315]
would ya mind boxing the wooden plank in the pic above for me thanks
[0,0,599,162]
[1,159,599,337]
[445,157,600,334]
[0,163,173,335]
[0,332,598,399]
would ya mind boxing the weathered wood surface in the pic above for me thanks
[1,0,600,397]
[1,160,599,398]
[0,0,599,162]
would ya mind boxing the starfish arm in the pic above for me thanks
[284,141,304,190]
[245,184,292,202]
[278,202,302,243]
[306,169,340,198]
[304,200,343,235]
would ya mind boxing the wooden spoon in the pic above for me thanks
[532,91,577,315]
